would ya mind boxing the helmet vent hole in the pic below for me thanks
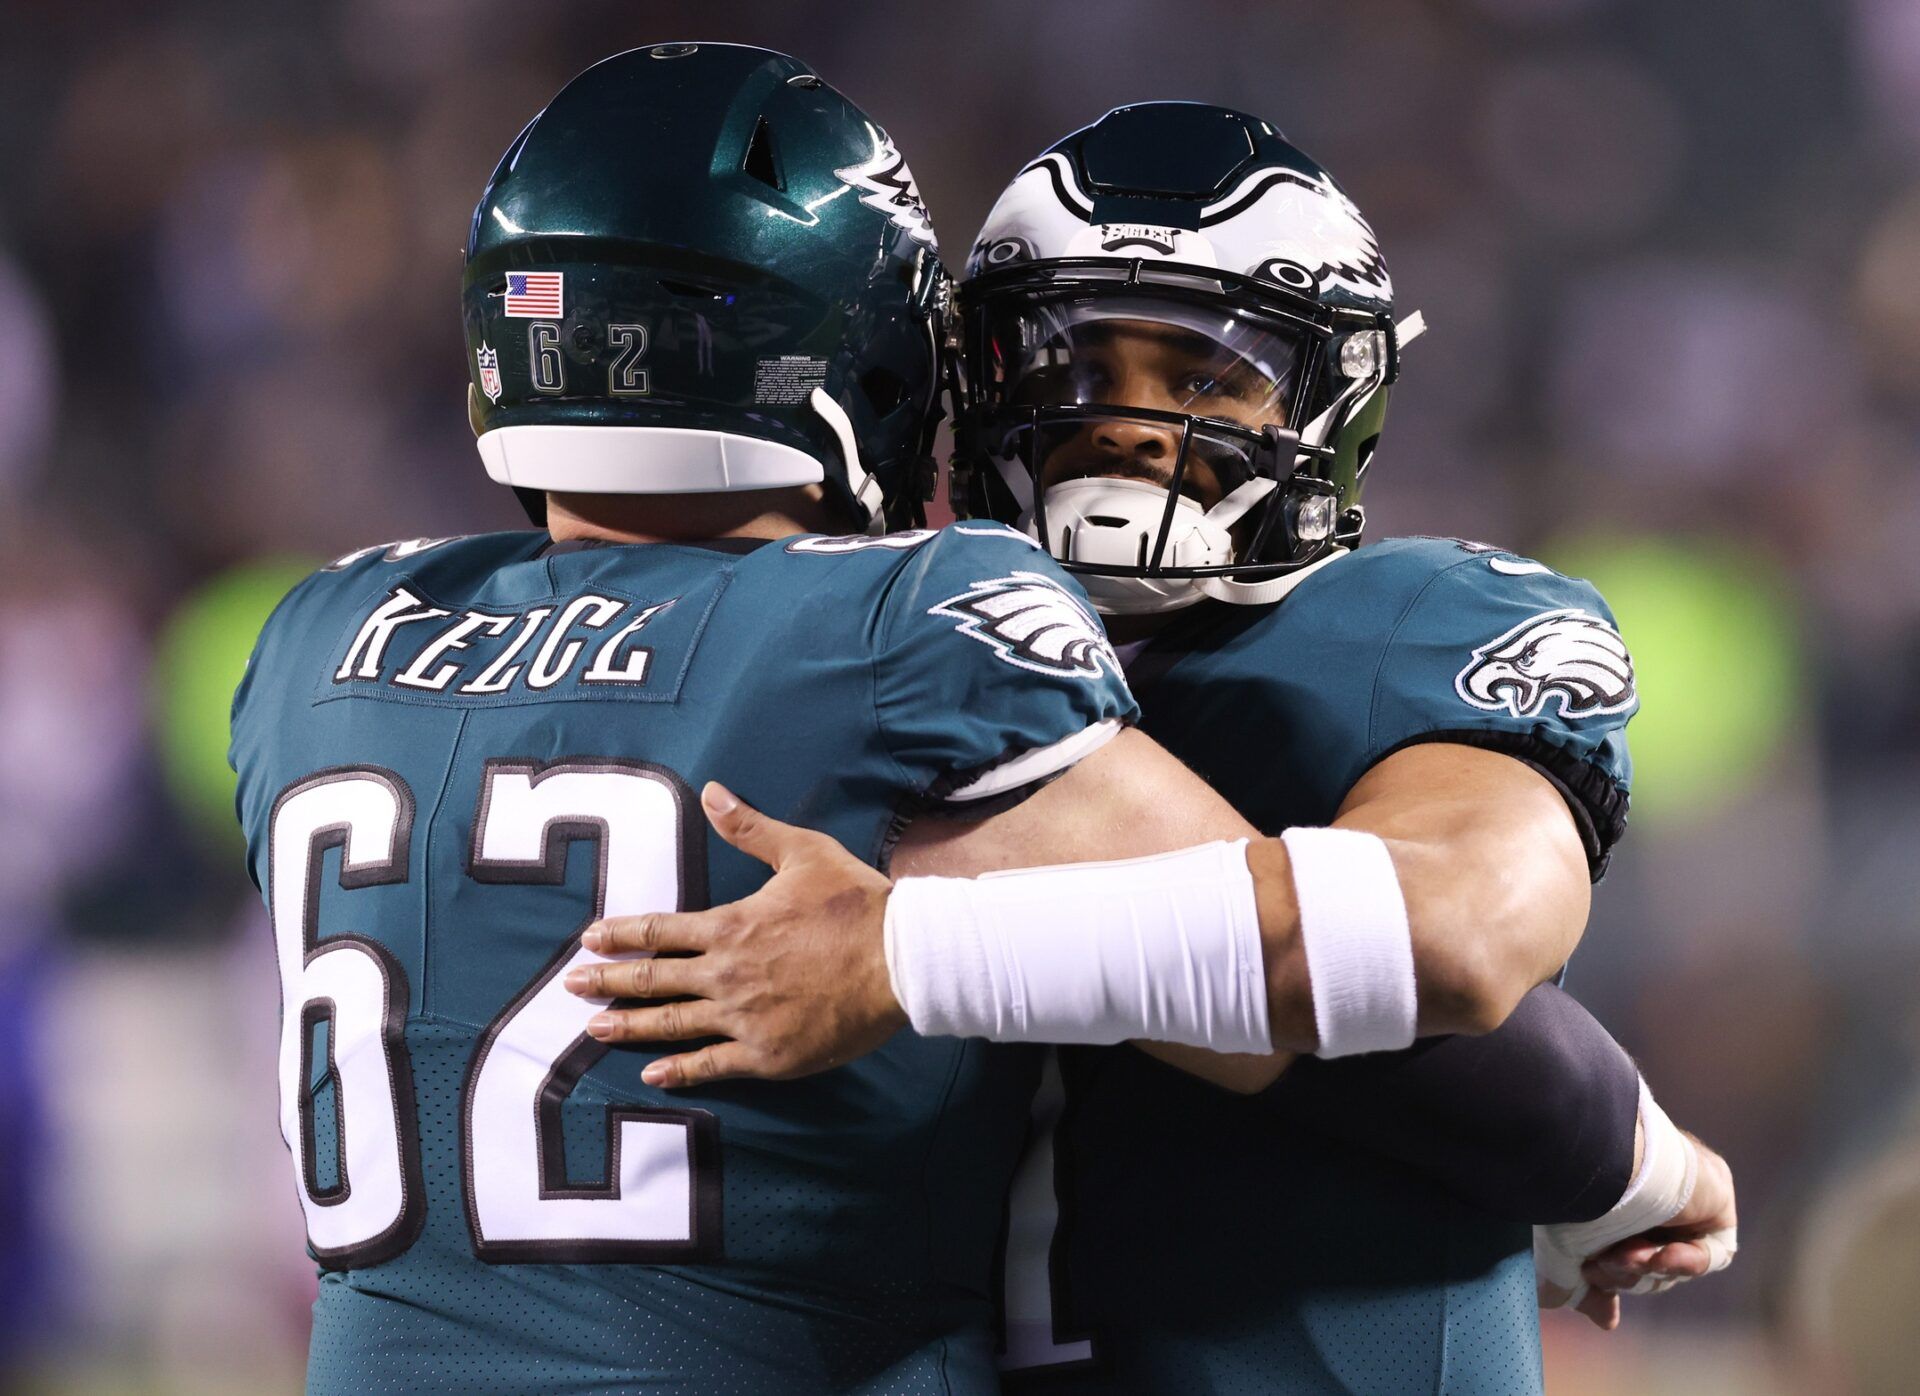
[860,366,908,416]
[658,278,726,302]
[1086,515,1130,528]
[742,117,783,191]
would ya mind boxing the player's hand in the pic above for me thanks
[562,781,905,1088]
[1538,1133,1738,1330]
[1579,1133,1737,1303]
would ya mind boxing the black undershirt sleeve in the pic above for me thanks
[1263,982,1640,1223]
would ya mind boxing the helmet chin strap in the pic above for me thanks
[810,388,886,534]
[993,450,1037,521]
[1194,546,1348,606]
[1188,477,1348,605]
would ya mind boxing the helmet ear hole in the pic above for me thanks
[860,366,909,417]
[1353,434,1380,481]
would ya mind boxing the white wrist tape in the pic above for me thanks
[1535,1078,1736,1304]
[1281,827,1417,1058]
[883,839,1271,1052]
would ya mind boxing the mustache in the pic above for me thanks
[1051,458,1175,489]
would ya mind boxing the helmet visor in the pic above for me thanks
[992,294,1304,421]
[977,295,1308,512]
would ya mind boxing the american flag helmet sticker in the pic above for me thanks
[502,271,563,317]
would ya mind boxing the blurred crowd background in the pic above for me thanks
[3,0,1917,1391]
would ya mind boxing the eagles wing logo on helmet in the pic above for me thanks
[836,132,937,249]
[974,150,1390,304]
[931,571,1121,679]
[1455,610,1637,720]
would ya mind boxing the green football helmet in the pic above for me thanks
[463,43,948,528]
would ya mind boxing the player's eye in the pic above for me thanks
[1071,362,1114,402]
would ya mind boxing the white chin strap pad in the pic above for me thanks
[1033,476,1275,615]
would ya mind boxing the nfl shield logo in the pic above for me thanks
[476,343,502,403]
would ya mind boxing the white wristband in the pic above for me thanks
[1281,826,1417,1058]
[1535,1077,1735,1304]
[883,840,1271,1053]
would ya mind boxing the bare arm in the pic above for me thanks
[901,734,1586,1051]
[888,728,1295,1090]
[1142,740,1593,1090]
[1318,740,1592,1036]
[890,727,1254,877]
[563,729,1588,1083]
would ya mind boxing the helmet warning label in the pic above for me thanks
[754,356,828,405]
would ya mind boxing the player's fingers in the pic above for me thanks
[1584,1254,1657,1290]
[700,782,826,871]
[1585,1240,1715,1295]
[1585,1238,1662,1276]
[1575,1288,1620,1330]
[583,911,715,956]
[641,1040,760,1089]
[1650,1240,1713,1278]
[584,998,724,1045]
[565,955,710,1003]
[1618,1240,1724,1296]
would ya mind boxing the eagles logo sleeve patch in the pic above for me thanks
[1455,609,1637,720]
[930,572,1121,680]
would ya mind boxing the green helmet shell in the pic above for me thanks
[462,43,948,528]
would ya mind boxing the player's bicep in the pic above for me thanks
[1337,740,1588,856]
[890,726,1256,877]
[1338,741,1592,993]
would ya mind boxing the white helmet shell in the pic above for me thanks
[969,150,1391,311]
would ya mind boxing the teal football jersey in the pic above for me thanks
[229,523,1136,1395]
[999,537,1636,1396]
